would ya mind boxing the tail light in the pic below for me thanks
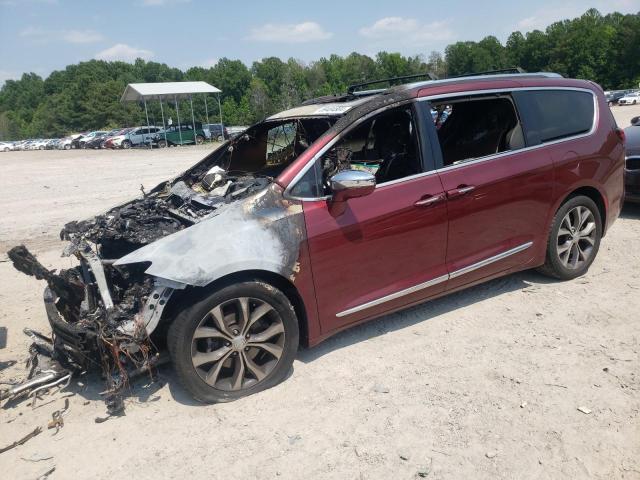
[615,128,626,144]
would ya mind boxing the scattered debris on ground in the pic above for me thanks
[0,426,42,454]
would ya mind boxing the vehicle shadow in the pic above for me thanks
[621,202,640,219]
[297,269,553,364]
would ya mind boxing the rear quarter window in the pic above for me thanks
[515,90,595,145]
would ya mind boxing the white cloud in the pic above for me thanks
[62,30,105,44]
[515,6,583,31]
[94,43,154,62]
[359,17,454,44]
[247,21,333,43]
[20,26,104,44]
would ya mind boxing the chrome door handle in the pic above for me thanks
[446,185,475,198]
[414,193,445,207]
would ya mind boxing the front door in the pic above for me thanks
[301,103,449,334]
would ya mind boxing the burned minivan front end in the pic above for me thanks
[5,112,340,411]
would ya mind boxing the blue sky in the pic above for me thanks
[1,0,639,84]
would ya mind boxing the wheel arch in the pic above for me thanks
[561,185,607,234]
[158,269,310,348]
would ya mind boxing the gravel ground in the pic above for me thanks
[0,108,639,479]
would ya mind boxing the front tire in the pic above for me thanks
[168,280,299,403]
[195,135,204,145]
[122,140,131,149]
[538,195,602,280]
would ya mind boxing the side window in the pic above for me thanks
[432,95,524,166]
[514,90,595,145]
[266,122,297,165]
[323,105,422,190]
[289,105,423,198]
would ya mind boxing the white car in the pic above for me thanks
[58,137,74,150]
[0,141,14,152]
[618,92,640,105]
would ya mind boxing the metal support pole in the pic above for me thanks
[217,93,223,128]
[204,95,210,142]
[189,94,197,145]
[143,97,151,148]
[175,95,183,145]
[159,98,168,147]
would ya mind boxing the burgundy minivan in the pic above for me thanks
[11,72,625,405]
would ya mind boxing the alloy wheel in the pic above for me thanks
[556,205,596,269]
[191,297,285,391]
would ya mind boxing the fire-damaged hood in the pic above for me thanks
[114,184,305,286]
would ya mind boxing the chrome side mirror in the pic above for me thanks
[329,170,375,215]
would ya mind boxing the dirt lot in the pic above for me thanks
[1,108,639,480]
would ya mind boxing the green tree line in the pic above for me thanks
[1,8,638,140]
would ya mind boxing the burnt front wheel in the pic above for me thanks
[538,195,602,280]
[168,281,299,403]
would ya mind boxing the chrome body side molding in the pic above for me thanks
[336,241,533,317]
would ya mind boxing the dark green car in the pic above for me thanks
[154,123,206,147]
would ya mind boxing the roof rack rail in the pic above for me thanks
[347,72,438,95]
[446,67,527,79]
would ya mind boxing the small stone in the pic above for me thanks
[372,384,390,393]
[288,434,302,445]
[400,453,410,461]
[520,401,528,408]
[417,466,430,477]
[485,451,498,459]
[577,406,592,414]
[603,367,609,372]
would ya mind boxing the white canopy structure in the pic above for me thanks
[120,81,221,102]
[120,81,223,147]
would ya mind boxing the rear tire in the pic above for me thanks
[157,140,167,148]
[122,140,131,149]
[537,195,602,280]
[168,280,299,404]
[195,135,204,145]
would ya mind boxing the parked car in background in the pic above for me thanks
[618,91,640,105]
[84,130,119,149]
[32,139,50,150]
[103,128,132,149]
[0,141,14,151]
[625,121,640,203]
[78,131,108,148]
[605,90,632,106]
[58,137,74,150]
[204,123,229,141]
[153,122,206,146]
[116,126,161,149]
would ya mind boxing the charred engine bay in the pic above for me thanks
[60,171,271,259]
[6,165,271,412]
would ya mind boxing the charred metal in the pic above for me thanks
[6,115,332,410]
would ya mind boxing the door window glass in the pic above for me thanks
[431,95,524,166]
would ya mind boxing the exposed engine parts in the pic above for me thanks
[6,163,273,413]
